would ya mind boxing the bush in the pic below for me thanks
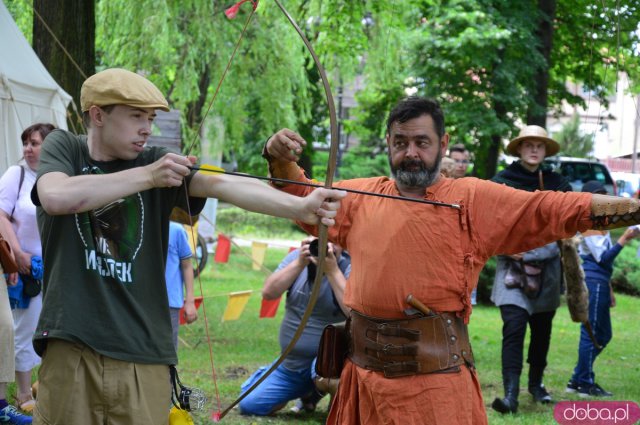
[611,239,640,296]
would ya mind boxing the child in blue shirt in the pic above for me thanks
[566,181,640,397]
[165,221,197,352]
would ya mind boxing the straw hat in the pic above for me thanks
[505,125,560,158]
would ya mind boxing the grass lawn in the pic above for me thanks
[175,243,640,424]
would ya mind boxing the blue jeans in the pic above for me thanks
[571,279,612,385]
[239,360,317,416]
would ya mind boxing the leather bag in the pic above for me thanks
[315,321,348,379]
[503,258,542,299]
[522,263,543,298]
[0,232,18,274]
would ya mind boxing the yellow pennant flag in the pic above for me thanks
[251,241,268,271]
[182,222,199,256]
[222,290,252,322]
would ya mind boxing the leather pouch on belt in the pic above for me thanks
[315,321,348,379]
[349,312,473,378]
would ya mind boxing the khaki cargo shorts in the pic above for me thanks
[33,339,171,425]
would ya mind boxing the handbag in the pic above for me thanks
[503,258,543,299]
[0,232,18,274]
[315,321,348,379]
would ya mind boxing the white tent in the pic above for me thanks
[0,0,72,176]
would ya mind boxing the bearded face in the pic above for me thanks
[390,149,442,189]
[386,114,446,192]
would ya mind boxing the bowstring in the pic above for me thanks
[183,2,258,157]
[180,1,259,418]
[215,0,341,419]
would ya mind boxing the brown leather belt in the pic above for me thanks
[348,310,474,378]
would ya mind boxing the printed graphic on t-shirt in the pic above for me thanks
[74,165,144,283]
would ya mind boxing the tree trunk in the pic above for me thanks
[32,0,95,129]
[527,0,557,127]
[475,105,505,179]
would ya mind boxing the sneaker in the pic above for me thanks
[528,383,553,404]
[0,404,33,425]
[289,399,304,413]
[577,383,613,398]
[565,380,579,393]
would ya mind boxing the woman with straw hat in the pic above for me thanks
[490,125,571,414]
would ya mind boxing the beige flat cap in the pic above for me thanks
[80,68,169,112]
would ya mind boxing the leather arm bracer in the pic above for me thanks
[590,194,640,229]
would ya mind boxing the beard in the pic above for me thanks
[390,150,442,189]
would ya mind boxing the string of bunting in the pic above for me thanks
[178,232,299,323]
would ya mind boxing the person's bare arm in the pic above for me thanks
[188,172,344,226]
[0,211,30,274]
[37,153,194,215]
[314,243,349,316]
[181,257,197,324]
[262,238,312,299]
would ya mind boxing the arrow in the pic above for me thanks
[192,164,461,209]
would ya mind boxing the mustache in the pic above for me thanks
[391,153,441,189]
[399,159,427,171]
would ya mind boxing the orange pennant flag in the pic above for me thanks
[259,297,281,318]
[215,234,231,263]
[251,241,268,271]
[222,290,252,322]
[179,296,203,325]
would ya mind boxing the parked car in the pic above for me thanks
[611,171,640,198]
[543,156,617,195]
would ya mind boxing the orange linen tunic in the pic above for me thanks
[274,166,593,425]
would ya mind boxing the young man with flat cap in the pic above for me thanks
[261,97,640,425]
[30,68,345,425]
[490,125,571,413]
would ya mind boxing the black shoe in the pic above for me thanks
[528,383,553,404]
[577,383,613,398]
[491,397,518,414]
[492,374,520,414]
[565,379,579,394]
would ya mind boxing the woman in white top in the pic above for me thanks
[0,123,55,413]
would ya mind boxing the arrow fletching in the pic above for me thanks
[196,164,226,175]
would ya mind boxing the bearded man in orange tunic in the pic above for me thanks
[262,96,637,425]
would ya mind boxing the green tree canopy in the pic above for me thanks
[7,0,640,180]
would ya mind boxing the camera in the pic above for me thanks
[309,239,328,257]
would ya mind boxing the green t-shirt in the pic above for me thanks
[33,129,205,364]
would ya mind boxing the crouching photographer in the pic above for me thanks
[238,237,351,416]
